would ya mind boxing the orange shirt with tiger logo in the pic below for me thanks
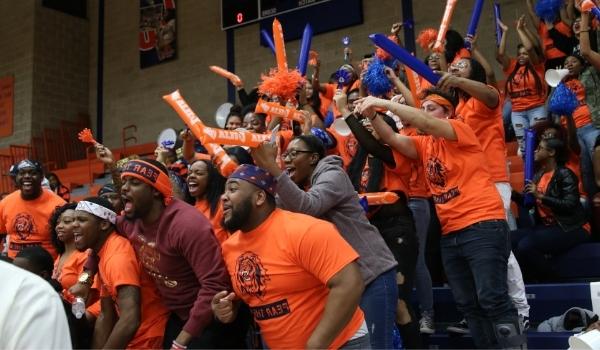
[562,78,593,128]
[410,119,505,234]
[503,59,547,111]
[0,189,65,259]
[221,209,365,349]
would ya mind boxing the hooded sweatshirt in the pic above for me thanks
[537,307,597,333]
[275,155,397,285]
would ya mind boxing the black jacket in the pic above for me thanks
[515,166,587,232]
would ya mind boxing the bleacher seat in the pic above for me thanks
[552,243,600,281]
[507,141,519,157]
[423,283,594,349]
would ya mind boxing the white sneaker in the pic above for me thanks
[419,314,435,334]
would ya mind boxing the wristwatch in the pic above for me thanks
[78,271,94,286]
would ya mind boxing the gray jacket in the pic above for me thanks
[537,307,597,333]
[275,155,397,285]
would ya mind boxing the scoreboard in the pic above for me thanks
[221,0,332,30]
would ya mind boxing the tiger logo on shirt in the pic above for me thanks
[426,157,447,189]
[235,251,270,300]
[13,213,36,240]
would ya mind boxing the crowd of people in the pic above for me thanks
[2,0,600,349]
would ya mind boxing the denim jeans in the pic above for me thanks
[512,224,590,281]
[359,268,398,349]
[577,123,600,196]
[511,105,547,153]
[408,198,434,315]
[441,220,521,349]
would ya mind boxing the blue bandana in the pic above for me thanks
[229,164,277,197]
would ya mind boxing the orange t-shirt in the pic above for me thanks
[53,250,90,291]
[401,127,431,198]
[503,59,547,111]
[538,22,571,61]
[536,171,557,225]
[456,89,510,183]
[328,128,359,169]
[410,119,506,234]
[0,190,65,259]
[563,78,593,128]
[97,232,169,349]
[194,200,228,245]
[221,209,364,349]
[417,76,434,96]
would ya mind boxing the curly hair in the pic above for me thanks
[49,202,78,255]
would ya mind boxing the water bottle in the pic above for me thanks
[72,297,85,319]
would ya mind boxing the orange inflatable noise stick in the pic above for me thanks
[255,99,305,124]
[403,67,421,107]
[433,0,458,52]
[162,90,238,176]
[273,18,288,71]
[200,126,271,148]
[361,192,400,205]
[209,65,242,86]
[78,128,97,144]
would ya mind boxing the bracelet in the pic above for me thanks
[368,113,379,121]
[580,30,590,33]
[171,340,187,350]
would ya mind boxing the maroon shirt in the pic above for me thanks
[117,198,230,337]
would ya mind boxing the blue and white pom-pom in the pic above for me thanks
[362,58,394,97]
[549,82,579,116]
[535,0,564,23]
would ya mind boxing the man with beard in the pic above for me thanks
[213,164,369,349]
[0,160,65,259]
[86,155,245,349]
[72,197,169,348]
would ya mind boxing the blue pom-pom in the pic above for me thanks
[549,82,579,116]
[311,127,335,149]
[335,69,352,87]
[535,0,564,23]
[362,58,394,97]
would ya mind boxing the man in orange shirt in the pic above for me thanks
[73,197,169,349]
[213,164,368,349]
[0,160,65,259]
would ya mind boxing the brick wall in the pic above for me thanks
[0,1,35,148]
[90,0,527,149]
[0,0,89,150]
[31,2,90,135]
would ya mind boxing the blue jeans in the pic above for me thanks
[359,268,398,349]
[577,123,600,196]
[408,198,434,315]
[511,105,547,153]
[441,220,521,349]
[512,224,590,281]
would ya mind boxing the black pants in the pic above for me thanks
[162,305,251,349]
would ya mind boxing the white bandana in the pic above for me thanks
[76,201,117,224]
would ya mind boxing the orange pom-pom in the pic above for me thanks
[375,35,398,61]
[78,128,97,144]
[416,28,438,52]
[258,68,305,103]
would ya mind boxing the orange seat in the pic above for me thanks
[507,155,524,173]
[506,142,519,157]
[510,171,525,193]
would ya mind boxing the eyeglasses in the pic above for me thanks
[282,149,313,159]
[450,61,468,70]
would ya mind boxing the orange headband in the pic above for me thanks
[121,160,173,205]
[424,94,454,114]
